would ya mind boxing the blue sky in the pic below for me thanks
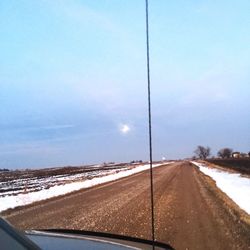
[0,0,249,169]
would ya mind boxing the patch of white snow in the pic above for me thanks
[191,161,250,214]
[0,162,173,212]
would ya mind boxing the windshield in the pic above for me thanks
[0,1,250,250]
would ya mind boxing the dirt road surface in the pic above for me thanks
[3,162,250,250]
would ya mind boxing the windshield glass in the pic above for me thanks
[0,1,250,249]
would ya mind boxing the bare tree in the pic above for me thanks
[194,146,211,159]
[217,148,233,159]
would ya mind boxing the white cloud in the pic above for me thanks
[44,0,119,34]
[25,124,75,131]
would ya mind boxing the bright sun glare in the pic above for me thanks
[119,124,131,134]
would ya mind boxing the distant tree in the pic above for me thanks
[217,148,233,159]
[194,146,211,160]
[248,152,250,157]
[0,168,9,172]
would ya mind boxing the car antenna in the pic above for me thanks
[145,1,155,249]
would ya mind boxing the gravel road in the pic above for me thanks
[3,162,250,250]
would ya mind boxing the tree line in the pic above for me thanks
[193,146,250,160]
[0,168,10,172]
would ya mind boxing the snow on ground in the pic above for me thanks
[0,162,172,212]
[191,161,250,214]
[0,168,125,197]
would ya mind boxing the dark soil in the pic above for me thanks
[207,158,250,175]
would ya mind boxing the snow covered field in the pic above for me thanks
[0,162,170,212]
[191,161,250,214]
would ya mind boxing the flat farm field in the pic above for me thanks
[207,158,250,175]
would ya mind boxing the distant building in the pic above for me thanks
[232,152,250,158]
[240,153,249,158]
[232,152,240,158]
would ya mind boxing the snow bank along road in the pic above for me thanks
[2,162,250,250]
[191,161,250,214]
[0,163,167,212]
